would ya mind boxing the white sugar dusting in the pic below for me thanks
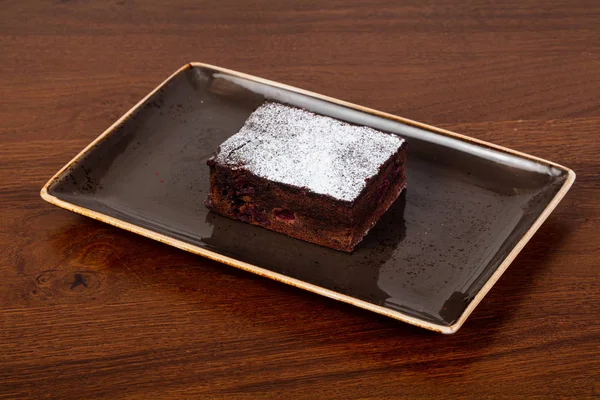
[215,103,405,202]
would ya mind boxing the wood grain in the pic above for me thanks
[1,1,599,398]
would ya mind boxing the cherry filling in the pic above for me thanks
[221,178,296,226]
[273,208,295,221]
[234,180,255,195]
[230,201,270,226]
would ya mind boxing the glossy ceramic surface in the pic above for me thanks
[42,63,574,333]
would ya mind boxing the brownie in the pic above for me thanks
[205,102,407,252]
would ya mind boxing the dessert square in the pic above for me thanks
[205,102,406,251]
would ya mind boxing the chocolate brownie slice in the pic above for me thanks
[205,102,406,252]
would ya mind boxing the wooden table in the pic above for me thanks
[2,1,599,398]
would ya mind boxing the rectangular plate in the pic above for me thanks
[41,63,575,334]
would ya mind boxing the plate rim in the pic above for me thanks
[40,62,576,334]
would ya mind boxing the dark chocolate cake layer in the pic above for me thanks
[205,102,406,252]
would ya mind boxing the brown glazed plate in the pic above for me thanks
[41,63,575,334]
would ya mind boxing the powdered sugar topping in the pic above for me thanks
[215,102,404,201]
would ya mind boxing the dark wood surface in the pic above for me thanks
[1,1,599,398]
